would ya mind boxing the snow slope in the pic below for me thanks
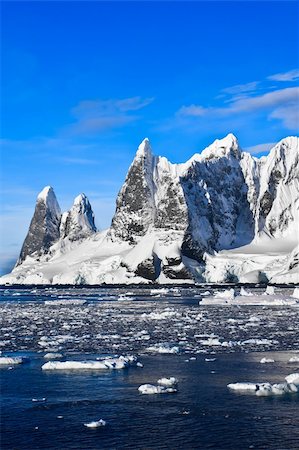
[1,134,298,285]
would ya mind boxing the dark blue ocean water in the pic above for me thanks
[1,287,299,449]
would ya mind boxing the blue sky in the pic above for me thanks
[1,1,298,273]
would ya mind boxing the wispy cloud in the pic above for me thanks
[267,69,299,82]
[244,142,277,155]
[60,157,99,165]
[221,81,259,96]
[64,96,154,136]
[177,87,299,130]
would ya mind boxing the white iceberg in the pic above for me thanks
[288,356,299,363]
[42,355,138,371]
[44,353,63,359]
[292,287,299,299]
[227,382,258,391]
[157,377,178,386]
[285,373,299,385]
[138,384,177,394]
[265,286,275,295]
[44,299,87,306]
[146,344,179,354]
[260,358,275,364]
[84,419,106,428]
[240,287,253,296]
[0,356,25,365]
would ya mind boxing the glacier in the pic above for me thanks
[1,133,298,285]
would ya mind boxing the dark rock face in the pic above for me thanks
[110,141,155,243]
[60,194,96,241]
[154,176,188,231]
[135,255,161,281]
[17,187,61,265]
[181,152,255,259]
[162,264,191,280]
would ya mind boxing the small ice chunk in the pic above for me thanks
[289,356,299,363]
[227,382,258,391]
[42,355,138,371]
[240,287,253,296]
[32,398,47,402]
[285,373,299,385]
[260,358,275,364]
[84,419,106,428]
[157,377,178,386]
[44,353,63,359]
[214,289,235,300]
[44,299,87,306]
[291,287,299,299]
[0,356,24,365]
[146,344,179,354]
[138,384,177,394]
[255,383,273,396]
[205,358,216,362]
[265,286,275,295]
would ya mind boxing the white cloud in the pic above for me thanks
[177,104,208,117]
[267,69,299,82]
[176,87,299,130]
[269,103,299,129]
[244,142,277,155]
[221,81,259,96]
[66,96,154,136]
[60,157,99,165]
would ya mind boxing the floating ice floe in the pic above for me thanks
[146,343,179,354]
[141,309,177,320]
[200,285,299,306]
[285,373,299,385]
[205,358,216,362]
[150,288,169,295]
[157,377,178,386]
[260,358,275,364]
[227,382,258,391]
[215,289,235,300]
[44,353,63,359]
[44,299,87,306]
[228,372,299,397]
[199,338,222,346]
[84,419,106,428]
[240,287,253,296]
[0,356,25,365]
[289,356,299,363]
[265,286,275,295]
[42,355,138,370]
[292,287,299,299]
[138,384,177,394]
[32,398,47,402]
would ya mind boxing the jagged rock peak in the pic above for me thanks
[37,186,61,215]
[60,193,96,241]
[135,138,153,159]
[17,186,61,265]
[200,133,241,160]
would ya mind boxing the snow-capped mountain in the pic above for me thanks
[2,134,298,285]
[17,186,61,266]
[60,194,97,241]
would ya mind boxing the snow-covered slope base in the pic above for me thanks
[1,134,298,285]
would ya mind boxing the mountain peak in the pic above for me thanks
[135,138,152,158]
[38,185,53,201]
[17,186,61,265]
[200,133,240,160]
[73,193,88,206]
[37,186,61,215]
[60,193,97,240]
